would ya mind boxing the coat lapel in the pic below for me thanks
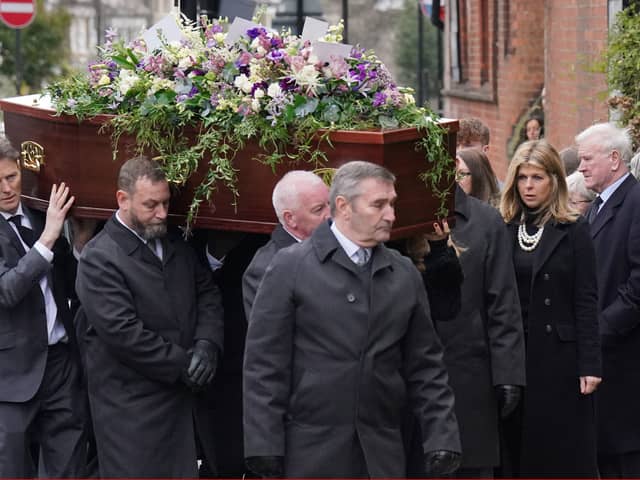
[591,175,637,238]
[532,223,566,281]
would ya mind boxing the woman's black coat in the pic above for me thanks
[507,218,601,477]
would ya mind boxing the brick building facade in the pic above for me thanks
[442,0,614,181]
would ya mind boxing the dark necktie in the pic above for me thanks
[586,196,603,224]
[8,215,36,248]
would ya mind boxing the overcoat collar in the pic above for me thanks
[454,185,471,222]
[104,215,176,267]
[270,224,297,250]
[311,220,393,274]
[590,174,638,238]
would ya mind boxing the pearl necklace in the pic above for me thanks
[518,222,544,252]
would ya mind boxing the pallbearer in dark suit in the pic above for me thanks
[576,123,640,477]
[500,140,601,477]
[244,161,461,478]
[0,138,93,477]
[76,156,224,477]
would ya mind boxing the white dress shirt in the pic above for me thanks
[330,222,371,265]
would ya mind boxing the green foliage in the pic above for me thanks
[0,0,70,92]
[602,5,640,146]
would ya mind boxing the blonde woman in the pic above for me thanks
[499,140,601,477]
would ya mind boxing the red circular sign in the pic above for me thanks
[0,0,35,29]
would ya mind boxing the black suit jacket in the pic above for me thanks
[587,174,640,454]
[0,206,78,403]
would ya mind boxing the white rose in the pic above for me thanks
[251,98,261,112]
[254,88,265,99]
[234,74,253,94]
[267,83,282,98]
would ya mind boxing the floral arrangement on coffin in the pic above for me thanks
[46,9,452,224]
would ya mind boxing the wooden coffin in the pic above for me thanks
[0,94,458,238]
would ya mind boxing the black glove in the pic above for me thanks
[245,455,284,478]
[424,450,461,476]
[495,384,522,419]
[186,339,217,387]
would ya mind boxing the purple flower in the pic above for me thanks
[251,81,268,96]
[279,77,296,92]
[247,27,267,39]
[66,98,77,108]
[188,85,199,98]
[373,92,387,107]
[267,49,285,62]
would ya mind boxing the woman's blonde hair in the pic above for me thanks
[500,140,579,225]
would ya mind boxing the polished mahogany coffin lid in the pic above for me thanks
[0,94,458,237]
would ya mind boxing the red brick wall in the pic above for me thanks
[544,0,608,154]
[442,0,608,181]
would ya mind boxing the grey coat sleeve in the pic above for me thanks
[485,215,526,386]
[0,241,51,308]
[243,248,296,457]
[403,262,461,455]
[76,245,189,384]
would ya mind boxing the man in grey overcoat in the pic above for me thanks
[76,156,224,477]
[243,161,461,478]
[242,170,330,316]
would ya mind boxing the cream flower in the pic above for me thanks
[267,82,282,98]
[118,70,139,95]
[234,74,253,94]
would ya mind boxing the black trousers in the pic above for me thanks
[0,343,87,477]
[598,450,640,478]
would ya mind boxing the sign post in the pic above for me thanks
[0,0,36,94]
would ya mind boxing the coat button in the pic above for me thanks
[543,273,550,280]
[544,298,551,306]
[347,293,356,303]
[545,324,552,333]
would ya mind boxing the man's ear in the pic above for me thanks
[610,150,622,172]
[282,209,295,229]
[334,195,350,220]
[116,189,129,210]
[482,144,490,154]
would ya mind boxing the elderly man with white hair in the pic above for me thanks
[242,170,330,315]
[576,122,640,477]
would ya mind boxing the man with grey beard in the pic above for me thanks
[76,156,224,477]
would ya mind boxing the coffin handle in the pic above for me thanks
[20,141,45,173]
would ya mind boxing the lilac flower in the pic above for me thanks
[66,98,77,108]
[188,85,199,98]
[210,92,220,107]
[373,92,387,107]
[104,27,117,44]
[267,49,285,62]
